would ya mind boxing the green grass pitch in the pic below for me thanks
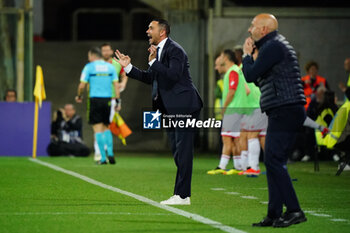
[0,154,349,233]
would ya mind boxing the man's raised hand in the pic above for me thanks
[243,37,254,55]
[114,50,131,68]
[148,45,157,62]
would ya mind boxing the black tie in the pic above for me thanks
[152,47,160,100]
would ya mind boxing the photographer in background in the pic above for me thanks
[47,104,90,157]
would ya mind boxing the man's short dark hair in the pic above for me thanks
[234,46,243,56]
[305,61,319,72]
[89,47,102,58]
[153,18,170,36]
[222,49,238,64]
[100,42,112,49]
[4,89,16,100]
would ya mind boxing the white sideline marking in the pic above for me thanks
[240,196,258,200]
[225,192,240,195]
[260,201,268,205]
[0,212,171,216]
[211,188,226,191]
[29,158,246,233]
[304,210,350,223]
[309,213,332,217]
[330,219,348,222]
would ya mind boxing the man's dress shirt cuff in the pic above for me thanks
[148,59,156,67]
[124,64,133,73]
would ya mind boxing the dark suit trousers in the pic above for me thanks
[264,104,306,218]
[166,111,200,199]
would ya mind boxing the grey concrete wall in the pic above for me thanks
[212,17,350,99]
[34,41,168,152]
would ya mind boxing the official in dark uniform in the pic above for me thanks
[115,19,203,205]
[242,14,307,227]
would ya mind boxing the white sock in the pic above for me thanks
[94,139,100,155]
[94,138,108,156]
[219,154,230,169]
[248,138,260,171]
[240,150,248,171]
[233,155,242,170]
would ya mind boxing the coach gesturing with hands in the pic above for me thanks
[115,19,202,205]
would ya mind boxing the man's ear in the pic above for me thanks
[262,26,269,36]
[160,29,166,37]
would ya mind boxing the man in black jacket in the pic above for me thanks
[115,19,203,205]
[242,14,307,228]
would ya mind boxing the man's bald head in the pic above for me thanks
[248,13,278,41]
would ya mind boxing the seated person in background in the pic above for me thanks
[302,61,329,109]
[4,89,17,102]
[300,88,337,162]
[308,87,338,122]
[47,104,90,157]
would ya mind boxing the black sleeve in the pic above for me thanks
[242,42,284,83]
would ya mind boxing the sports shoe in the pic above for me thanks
[339,164,350,171]
[243,168,260,175]
[207,167,225,175]
[223,169,242,175]
[301,155,311,162]
[238,170,245,175]
[160,195,190,205]
[94,153,101,162]
[107,156,116,164]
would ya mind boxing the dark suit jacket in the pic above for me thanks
[128,38,203,115]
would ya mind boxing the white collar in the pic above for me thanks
[157,38,168,50]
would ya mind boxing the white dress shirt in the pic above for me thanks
[124,38,168,74]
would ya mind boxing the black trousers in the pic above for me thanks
[47,141,90,157]
[166,111,200,199]
[265,104,306,218]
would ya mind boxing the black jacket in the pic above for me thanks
[243,31,306,112]
[128,38,203,115]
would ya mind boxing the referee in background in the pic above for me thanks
[75,47,121,164]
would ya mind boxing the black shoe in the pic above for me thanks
[273,210,307,228]
[97,160,108,165]
[108,156,116,164]
[252,216,276,227]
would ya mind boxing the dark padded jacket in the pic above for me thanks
[242,31,306,112]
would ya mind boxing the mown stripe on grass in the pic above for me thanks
[29,158,246,233]
[0,212,172,216]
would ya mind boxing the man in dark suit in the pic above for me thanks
[115,19,203,205]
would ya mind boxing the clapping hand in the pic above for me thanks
[114,50,131,68]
